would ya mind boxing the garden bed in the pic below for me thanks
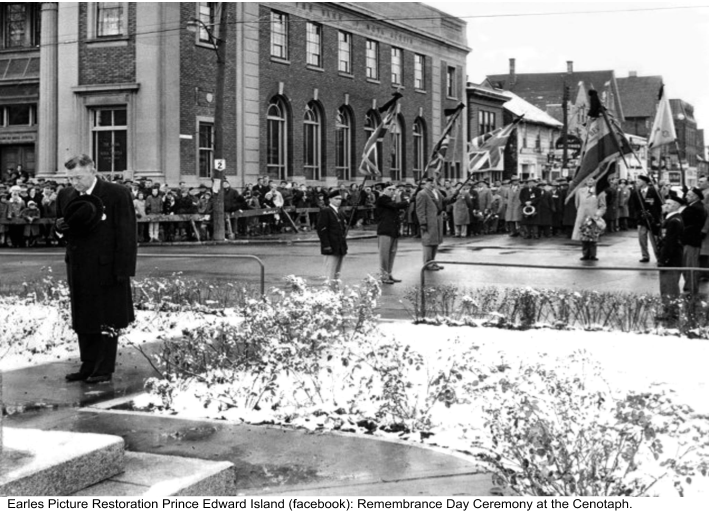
[1,276,709,496]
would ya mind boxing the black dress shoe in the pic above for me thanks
[389,277,402,283]
[85,374,112,384]
[639,258,650,263]
[381,278,395,285]
[591,257,599,261]
[65,372,89,382]
[580,257,589,261]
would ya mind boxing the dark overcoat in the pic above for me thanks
[629,186,662,227]
[657,213,684,267]
[680,201,707,248]
[316,206,348,256]
[376,194,409,238]
[56,178,137,334]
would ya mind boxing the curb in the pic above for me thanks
[137,233,378,247]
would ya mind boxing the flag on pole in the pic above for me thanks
[359,92,402,177]
[566,90,631,201]
[567,81,589,142]
[647,85,677,153]
[468,116,522,173]
[423,103,465,179]
[426,134,450,174]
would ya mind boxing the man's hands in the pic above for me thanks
[55,217,69,233]
[321,246,333,254]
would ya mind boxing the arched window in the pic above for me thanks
[303,102,322,180]
[267,96,288,179]
[364,110,382,175]
[335,107,352,181]
[389,115,404,180]
[412,117,426,179]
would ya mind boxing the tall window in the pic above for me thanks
[389,116,404,180]
[1,3,40,49]
[92,108,127,173]
[337,31,352,74]
[335,107,352,180]
[414,54,425,90]
[412,118,426,179]
[391,48,403,85]
[306,22,322,67]
[267,97,288,179]
[303,102,322,180]
[364,111,382,174]
[270,11,288,59]
[198,122,214,178]
[366,40,379,80]
[197,2,217,43]
[479,110,496,135]
[96,2,124,37]
[447,66,456,98]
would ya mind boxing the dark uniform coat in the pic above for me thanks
[56,178,137,334]
[316,206,348,256]
[681,200,707,248]
[657,212,684,267]
[376,194,409,238]
[629,185,662,228]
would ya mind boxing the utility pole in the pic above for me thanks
[561,82,570,176]
[211,3,228,240]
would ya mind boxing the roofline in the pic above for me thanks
[329,2,472,53]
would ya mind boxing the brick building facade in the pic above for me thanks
[0,2,469,187]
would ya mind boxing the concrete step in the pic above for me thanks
[0,428,124,496]
[74,451,236,496]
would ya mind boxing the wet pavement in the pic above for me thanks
[2,343,492,496]
[1,228,707,320]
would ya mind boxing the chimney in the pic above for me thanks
[629,71,637,77]
[567,61,573,74]
[509,58,516,87]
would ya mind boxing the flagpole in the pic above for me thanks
[422,103,465,181]
[674,141,687,189]
[599,104,659,255]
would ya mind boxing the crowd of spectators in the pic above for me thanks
[0,166,700,248]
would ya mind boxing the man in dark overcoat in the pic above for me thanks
[656,195,684,325]
[376,184,409,284]
[519,178,542,239]
[56,154,137,384]
[415,177,445,268]
[630,174,662,263]
[316,189,348,282]
[680,187,707,294]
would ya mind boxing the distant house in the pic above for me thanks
[616,72,663,138]
[485,59,625,125]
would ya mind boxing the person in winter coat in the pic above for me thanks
[452,186,473,238]
[504,176,522,237]
[20,200,42,246]
[133,190,148,242]
[415,177,446,268]
[316,189,348,282]
[603,177,618,233]
[375,184,410,284]
[656,195,685,326]
[534,181,555,238]
[572,177,606,261]
[144,185,163,242]
[56,154,137,384]
[616,179,631,231]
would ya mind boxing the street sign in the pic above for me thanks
[555,134,582,151]
[214,158,226,171]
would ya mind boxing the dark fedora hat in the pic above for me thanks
[64,194,104,236]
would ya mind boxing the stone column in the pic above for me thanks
[134,3,164,178]
[38,2,59,176]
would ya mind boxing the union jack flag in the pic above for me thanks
[359,93,402,177]
[468,116,522,172]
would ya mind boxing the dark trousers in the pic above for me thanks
[78,332,118,376]
[581,241,597,260]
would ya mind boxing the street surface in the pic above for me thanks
[2,229,699,320]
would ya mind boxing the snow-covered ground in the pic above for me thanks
[1,303,709,496]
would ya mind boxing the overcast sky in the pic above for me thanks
[424,1,709,142]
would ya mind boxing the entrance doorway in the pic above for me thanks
[1,144,36,178]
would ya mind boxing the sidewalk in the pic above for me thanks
[2,341,494,496]
[137,228,378,247]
